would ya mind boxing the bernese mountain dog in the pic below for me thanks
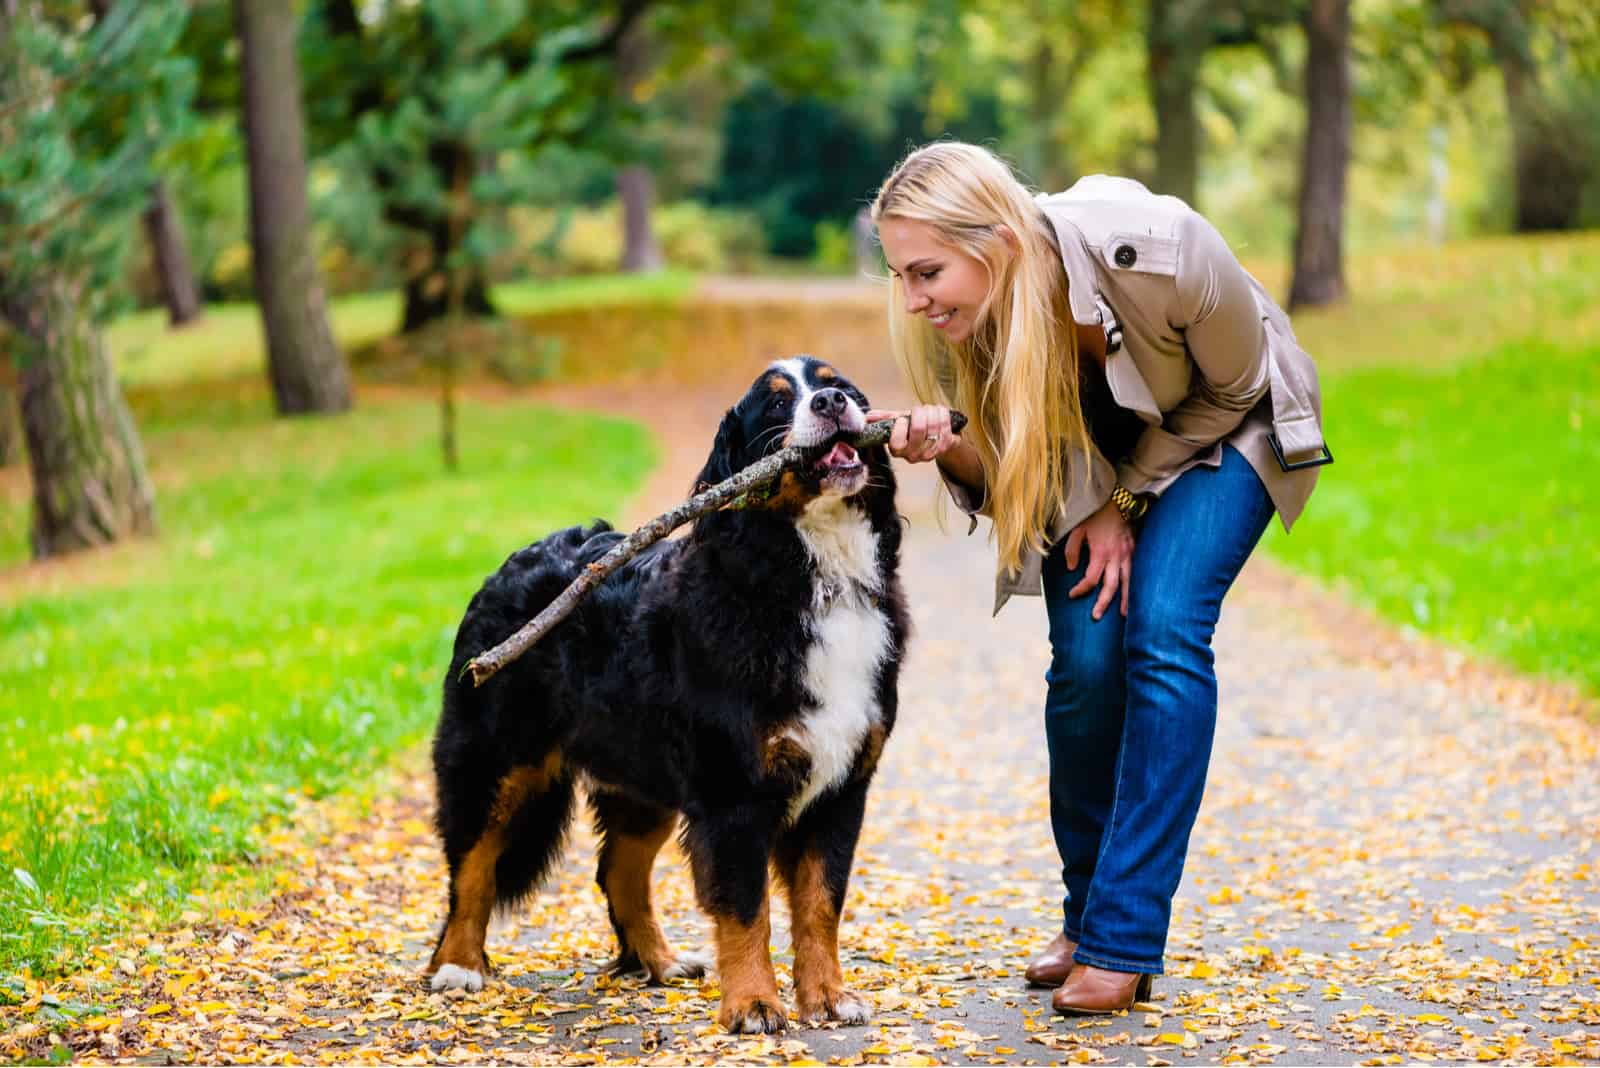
[425,356,907,1034]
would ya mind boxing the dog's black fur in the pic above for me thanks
[426,356,907,1033]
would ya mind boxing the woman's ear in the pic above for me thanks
[994,223,1021,251]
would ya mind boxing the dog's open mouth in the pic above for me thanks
[813,440,862,474]
[811,438,867,496]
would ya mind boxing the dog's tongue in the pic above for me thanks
[819,441,858,468]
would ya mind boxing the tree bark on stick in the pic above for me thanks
[463,413,966,687]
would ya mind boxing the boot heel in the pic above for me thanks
[1135,974,1153,1002]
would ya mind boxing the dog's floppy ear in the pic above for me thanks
[692,405,745,494]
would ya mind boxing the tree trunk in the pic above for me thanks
[2,277,156,559]
[615,18,663,273]
[0,379,19,467]
[1497,50,1584,231]
[1288,0,1351,310]
[1147,0,1207,206]
[234,0,352,415]
[143,179,204,327]
[1438,0,1586,232]
[617,166,664,272]
[1024,32,1072,191]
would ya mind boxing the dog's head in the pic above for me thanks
[694,356,884,506]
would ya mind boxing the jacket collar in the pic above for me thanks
[1037,197,1103,328]
[1037,198,1163,423]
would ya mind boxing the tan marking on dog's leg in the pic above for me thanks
[713,898,787,1033]
[427,755,560,988]
[602,820,710,981]
[787,851,870,1025]
[856,723,888,779]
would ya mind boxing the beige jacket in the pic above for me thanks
[941,175,1330,614]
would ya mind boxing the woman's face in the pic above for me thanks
[877,216,992,344]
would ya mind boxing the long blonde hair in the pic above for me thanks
[871,142,1093,575]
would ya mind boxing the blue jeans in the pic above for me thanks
[1041,444,1274,974]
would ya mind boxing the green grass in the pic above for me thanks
[106,269,698,388]
[1261,338,1600,695]
[1250,230,1600,701]
[0,390,655,976]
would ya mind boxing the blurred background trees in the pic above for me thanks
[0,0,191,557]
[1,0,1597,559]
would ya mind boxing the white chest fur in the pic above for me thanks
[786,498,891,821]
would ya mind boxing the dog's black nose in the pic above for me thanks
[810,389,848,418]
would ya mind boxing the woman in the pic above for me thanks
[866,142,1329,1014]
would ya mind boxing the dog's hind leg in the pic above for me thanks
[427,752,572,991]
[591,791,710,983]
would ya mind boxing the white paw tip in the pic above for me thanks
[430,964,484,992]
[663,950,714,979]
[834,994,871,1024]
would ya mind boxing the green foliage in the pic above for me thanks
[0,1,195,318]
[0,390,655,975]
[709,79,1004,258]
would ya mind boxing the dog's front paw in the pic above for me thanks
[719,993,788,1034]
[799,987,871,1026]
[428,963,485,993]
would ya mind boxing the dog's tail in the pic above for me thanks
[493,767,577,905]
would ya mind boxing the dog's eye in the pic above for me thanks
[770,396,789,411]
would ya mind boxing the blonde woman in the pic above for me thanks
[866,143,1329,1014]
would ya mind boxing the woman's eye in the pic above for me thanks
[919,269,940,281]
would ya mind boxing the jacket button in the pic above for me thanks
[1114,244,1137,268]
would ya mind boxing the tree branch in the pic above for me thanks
[557,0,655,65]
[462,412,967,687]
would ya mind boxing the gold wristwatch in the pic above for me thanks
[1109,484,1150,523]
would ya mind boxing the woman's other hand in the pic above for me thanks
[1064,498,1134,621]
[865,405,961,464]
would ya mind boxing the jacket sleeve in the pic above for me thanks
[1116,210,1269,495]
[938,463,989,531]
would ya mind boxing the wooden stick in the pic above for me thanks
[462,412,967,686]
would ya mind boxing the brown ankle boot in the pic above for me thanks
[1050,964,1153,1015]
[1023,932,1079,988]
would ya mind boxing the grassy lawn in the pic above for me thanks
[106,270,698,388]
[0,388,655,976]
[1261,339,1600,695]
[1254,231,1600,701]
